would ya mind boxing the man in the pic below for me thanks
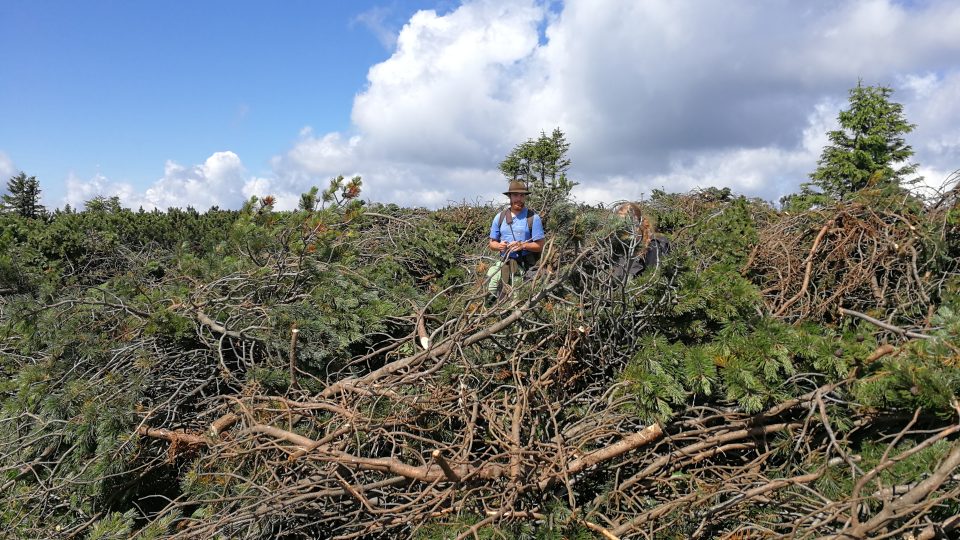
[486,181,545,300]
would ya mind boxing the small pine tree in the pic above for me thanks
[499,128,576,195]
[84,195,123,213]
[809,83,919,200]
[2,171,45,219]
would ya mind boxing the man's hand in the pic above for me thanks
[506,241,524,253]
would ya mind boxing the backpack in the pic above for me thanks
[496,207,541,267]
[611,235,672,280]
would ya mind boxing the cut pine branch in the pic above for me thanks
[820,441,960,540]
[319,245,596,399]
[136,426,209,447]
[774,218,834,317]
[538,424,663,491]
[839,307,933,339]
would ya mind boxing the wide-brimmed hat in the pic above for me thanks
[503,181,530,195]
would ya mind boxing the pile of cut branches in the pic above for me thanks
[2,186,959,539]
[745,196,947,327]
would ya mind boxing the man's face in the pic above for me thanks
[509,192,526,210]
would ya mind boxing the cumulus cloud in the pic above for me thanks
[259,0,551,207]
[353,0,546,166]
[65,151,269,210]
[899,71,960,191]
[270,0,960,207]
[274,129,363,177]
[65,172,139,210]
[145,151,247,209]
[570,99,843,204]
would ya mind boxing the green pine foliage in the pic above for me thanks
[786,83,919,210]
[1,171,45,219]
[500,128,578,217]
[812,84,918,196]
[854,294,960,414]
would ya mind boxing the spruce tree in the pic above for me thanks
[2,171,45,218]
[809,83,918,200]
[499,128,573,191]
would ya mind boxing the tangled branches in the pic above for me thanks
[745,200,949,328]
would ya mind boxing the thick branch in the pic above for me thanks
[538,424,663,491]
[825,441,960,539]
[839,307,932,340]
[775,218,834,317]
[136,426,209,447]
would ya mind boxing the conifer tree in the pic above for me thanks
[2,171,45,218]
[499,128,577,200]
[809,83,918,199]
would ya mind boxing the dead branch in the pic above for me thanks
[839,307,933,340]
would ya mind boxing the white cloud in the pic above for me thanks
[900,71,960,188]
[353,6,399,50]
[0,151,14,180]
[287,0,960,207]
[273,129,362,176]
[65,151,259,211]
[352,0,546,166]
[65,172,138,209]
[270,123,507,207]
[797,0,960,80]
[138,151,248,210]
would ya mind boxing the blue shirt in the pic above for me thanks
[489,208,545,259]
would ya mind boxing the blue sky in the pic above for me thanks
[0,0,441,205]
[2,0,960,210]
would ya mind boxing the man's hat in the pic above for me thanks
[503,181,530,195]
